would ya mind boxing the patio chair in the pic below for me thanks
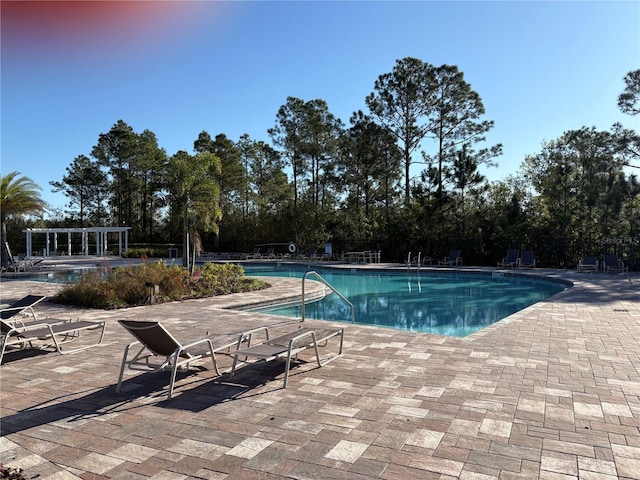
[0,317,107,363]
[517,250,536,268]
[229,325,344,388]
[116,320,270,399]
[297,249,317,261]
[438,250,463,266]
[497,250,519,268]
[0,295,47,321]
[602,254,628,274]
[244,247,261,260]
[577,256,598,273]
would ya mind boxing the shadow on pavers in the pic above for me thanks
[1,359,311,435]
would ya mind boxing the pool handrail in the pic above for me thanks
[301,271,355,323]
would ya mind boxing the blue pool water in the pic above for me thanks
[242,264,566,337]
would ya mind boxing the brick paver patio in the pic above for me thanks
[1,262,638,479]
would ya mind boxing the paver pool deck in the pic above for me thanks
[1,260,639,479]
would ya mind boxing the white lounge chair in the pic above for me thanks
[116,320,270,399]
[229,325,344,388]
[1,317,106,363]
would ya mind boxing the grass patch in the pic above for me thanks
[53,262,270,309]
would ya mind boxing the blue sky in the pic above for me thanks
[2,0,639,213]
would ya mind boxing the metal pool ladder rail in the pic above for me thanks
[301,271,355,323]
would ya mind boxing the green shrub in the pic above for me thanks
[195,263,246,295]
[53,261,269,309]
[122,247,176,259]
[55,271,126,309]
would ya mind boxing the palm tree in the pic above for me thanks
[166,152,222,273]
[1,172,47,269]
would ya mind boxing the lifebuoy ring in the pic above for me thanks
[288,243,296,253]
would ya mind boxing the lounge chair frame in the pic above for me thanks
[229,326,345,388]
[439,250,463,266]
[497,250,519,268]
[602,254,628,274]
[116,320,271,399]
[1,318,107,363]
[577,256,598,273]
[1,295,47,321]
[517,250,536,269]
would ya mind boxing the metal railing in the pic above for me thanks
[301,270,355,323]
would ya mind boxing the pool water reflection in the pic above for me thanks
[243,264,565,337]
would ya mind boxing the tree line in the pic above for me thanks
[3,59,639,269]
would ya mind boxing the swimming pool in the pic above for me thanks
[242,264,566,337]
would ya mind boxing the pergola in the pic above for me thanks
[23,227,131,257]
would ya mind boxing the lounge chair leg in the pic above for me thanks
[116,344,134,393]
[283,341,294,389]
[210,351,221,376]
[168,352,181,399]
[230,355,239,379]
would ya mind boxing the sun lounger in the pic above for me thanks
[229,326,344,388]
[577,256,598,273]
[497,250,519,268]
[439,250,463,266]
[517,250,536,268]
[116,320,271,399]
[0,317,107,363]
[0,295,47,321]
[602,254,628,274]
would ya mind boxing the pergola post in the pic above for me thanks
[25,231,32,257]
[23,227,131,257]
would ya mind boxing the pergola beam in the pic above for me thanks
[23,227,131,258]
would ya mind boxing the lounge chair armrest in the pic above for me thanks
[233,326,272,349]
[15,317,71,331]
[180,337,216,351]
[287,330,319,348]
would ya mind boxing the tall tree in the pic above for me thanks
[366,57,436,203]
[238,135,293,242]
[615,70,640,170]
[136,130,168,243]
[424,64,502,196]
[343,111,402,218]
[91,120,139,230]
[299,99,344,214]
[618,69,640,116]
[269,97,310,242]
[50,155,109,227]
[450,144,487,237]
[1,172,47,268]
[523,127,630,253]
[91,121,167,241]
